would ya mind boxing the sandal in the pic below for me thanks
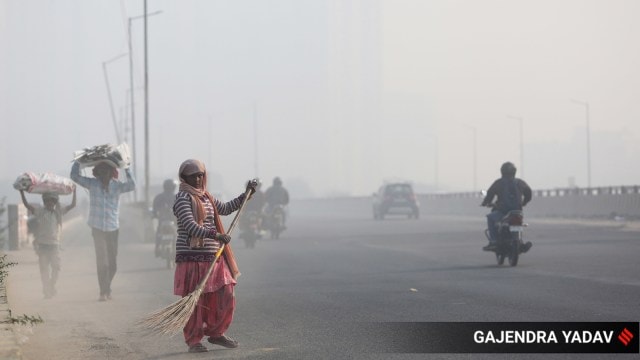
[208,334,238,348]
[188,343,208,353]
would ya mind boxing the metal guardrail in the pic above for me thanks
[534,185,640,197]
[422,185,640,199]
[291,185,640,220]
[418,185,640,219]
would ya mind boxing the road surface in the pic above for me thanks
[6,206,640,359]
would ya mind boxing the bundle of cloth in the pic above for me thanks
[13,172,76,195]
[73,143,131,169]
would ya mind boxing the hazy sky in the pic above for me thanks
[2,0,639,201]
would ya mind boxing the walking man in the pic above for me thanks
[70,160,136,301]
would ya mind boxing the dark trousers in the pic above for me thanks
[91,228,119,296]
[486,210,505,243]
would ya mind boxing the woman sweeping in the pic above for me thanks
[173,159,256,353]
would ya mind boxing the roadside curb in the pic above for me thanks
[0,282,22,360]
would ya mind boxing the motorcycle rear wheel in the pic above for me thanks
[496,253,506,265]
[508,238,519,267]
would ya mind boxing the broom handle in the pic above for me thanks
[225,185,254,237]
[195,185,254,291]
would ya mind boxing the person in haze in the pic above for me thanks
[480,161,533,252]
[152,179,177,257]
[70,160,136,301]
[173,159,256,353]
[19,188,76,299]
[264,176,289,216]
[243,180,265,229]
[244,181,265,213]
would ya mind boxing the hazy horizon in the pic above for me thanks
[2,0,639,203]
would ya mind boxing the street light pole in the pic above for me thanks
[128,10,161,203]
[434,135,439,191]
[253,102,259,178]
[463,125,478,191]
[472,127,477,191]
[571,99,591,188]
[127,20,137,201]
[507,115,524,178]
[102,53,127,144]
[425,133,439,191]
[144,0,150,205]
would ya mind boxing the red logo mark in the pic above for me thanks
[618,328,634,346]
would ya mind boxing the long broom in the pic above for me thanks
[137,184,254,335]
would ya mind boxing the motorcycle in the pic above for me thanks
[263,204,286,240]
[157,220,176,268]
[239,210,262,248]
[483,207,528,267]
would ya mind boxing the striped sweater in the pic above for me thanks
[173,190,246,262]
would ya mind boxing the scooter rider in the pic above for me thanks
[245,181,265,213]
[480,162,533,252]
[244,181,265,226]
[152,179,177,257]
[264,177,289,212]
[263,177,289,231]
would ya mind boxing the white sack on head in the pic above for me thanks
[13,172,76,195]
[73,143,131,169]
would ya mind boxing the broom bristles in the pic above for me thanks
[137,287,204,335]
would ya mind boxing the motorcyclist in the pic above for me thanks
[242,181,265,231]
[245,181,265,214]
[480,162,533,252]
[152,179,177,257]
[265,177,289,208]
[264,177,289,225]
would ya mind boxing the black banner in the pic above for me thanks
[344,322,639,353]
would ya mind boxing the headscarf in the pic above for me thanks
[178,159,215,243]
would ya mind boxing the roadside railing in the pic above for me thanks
[291,185,640,220]
[419,185,640,219]
[422,185,640,199]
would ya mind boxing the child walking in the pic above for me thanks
[19,188,76,299]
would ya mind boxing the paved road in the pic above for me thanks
[6,208,640,359]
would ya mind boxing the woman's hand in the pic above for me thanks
[215,233,231,244]
[246,179,259,196]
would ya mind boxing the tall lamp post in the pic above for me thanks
[507,115,524,178]
[463,124,478,191]
[571,99,591,188]
[128,9,162,202]
[102,53,128,144]
[425,133,439,191]
[253,102,259,178]
[144,0,149,205]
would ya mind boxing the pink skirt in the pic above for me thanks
[173,258,237,297]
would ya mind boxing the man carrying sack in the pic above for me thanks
[70,158,136,301]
